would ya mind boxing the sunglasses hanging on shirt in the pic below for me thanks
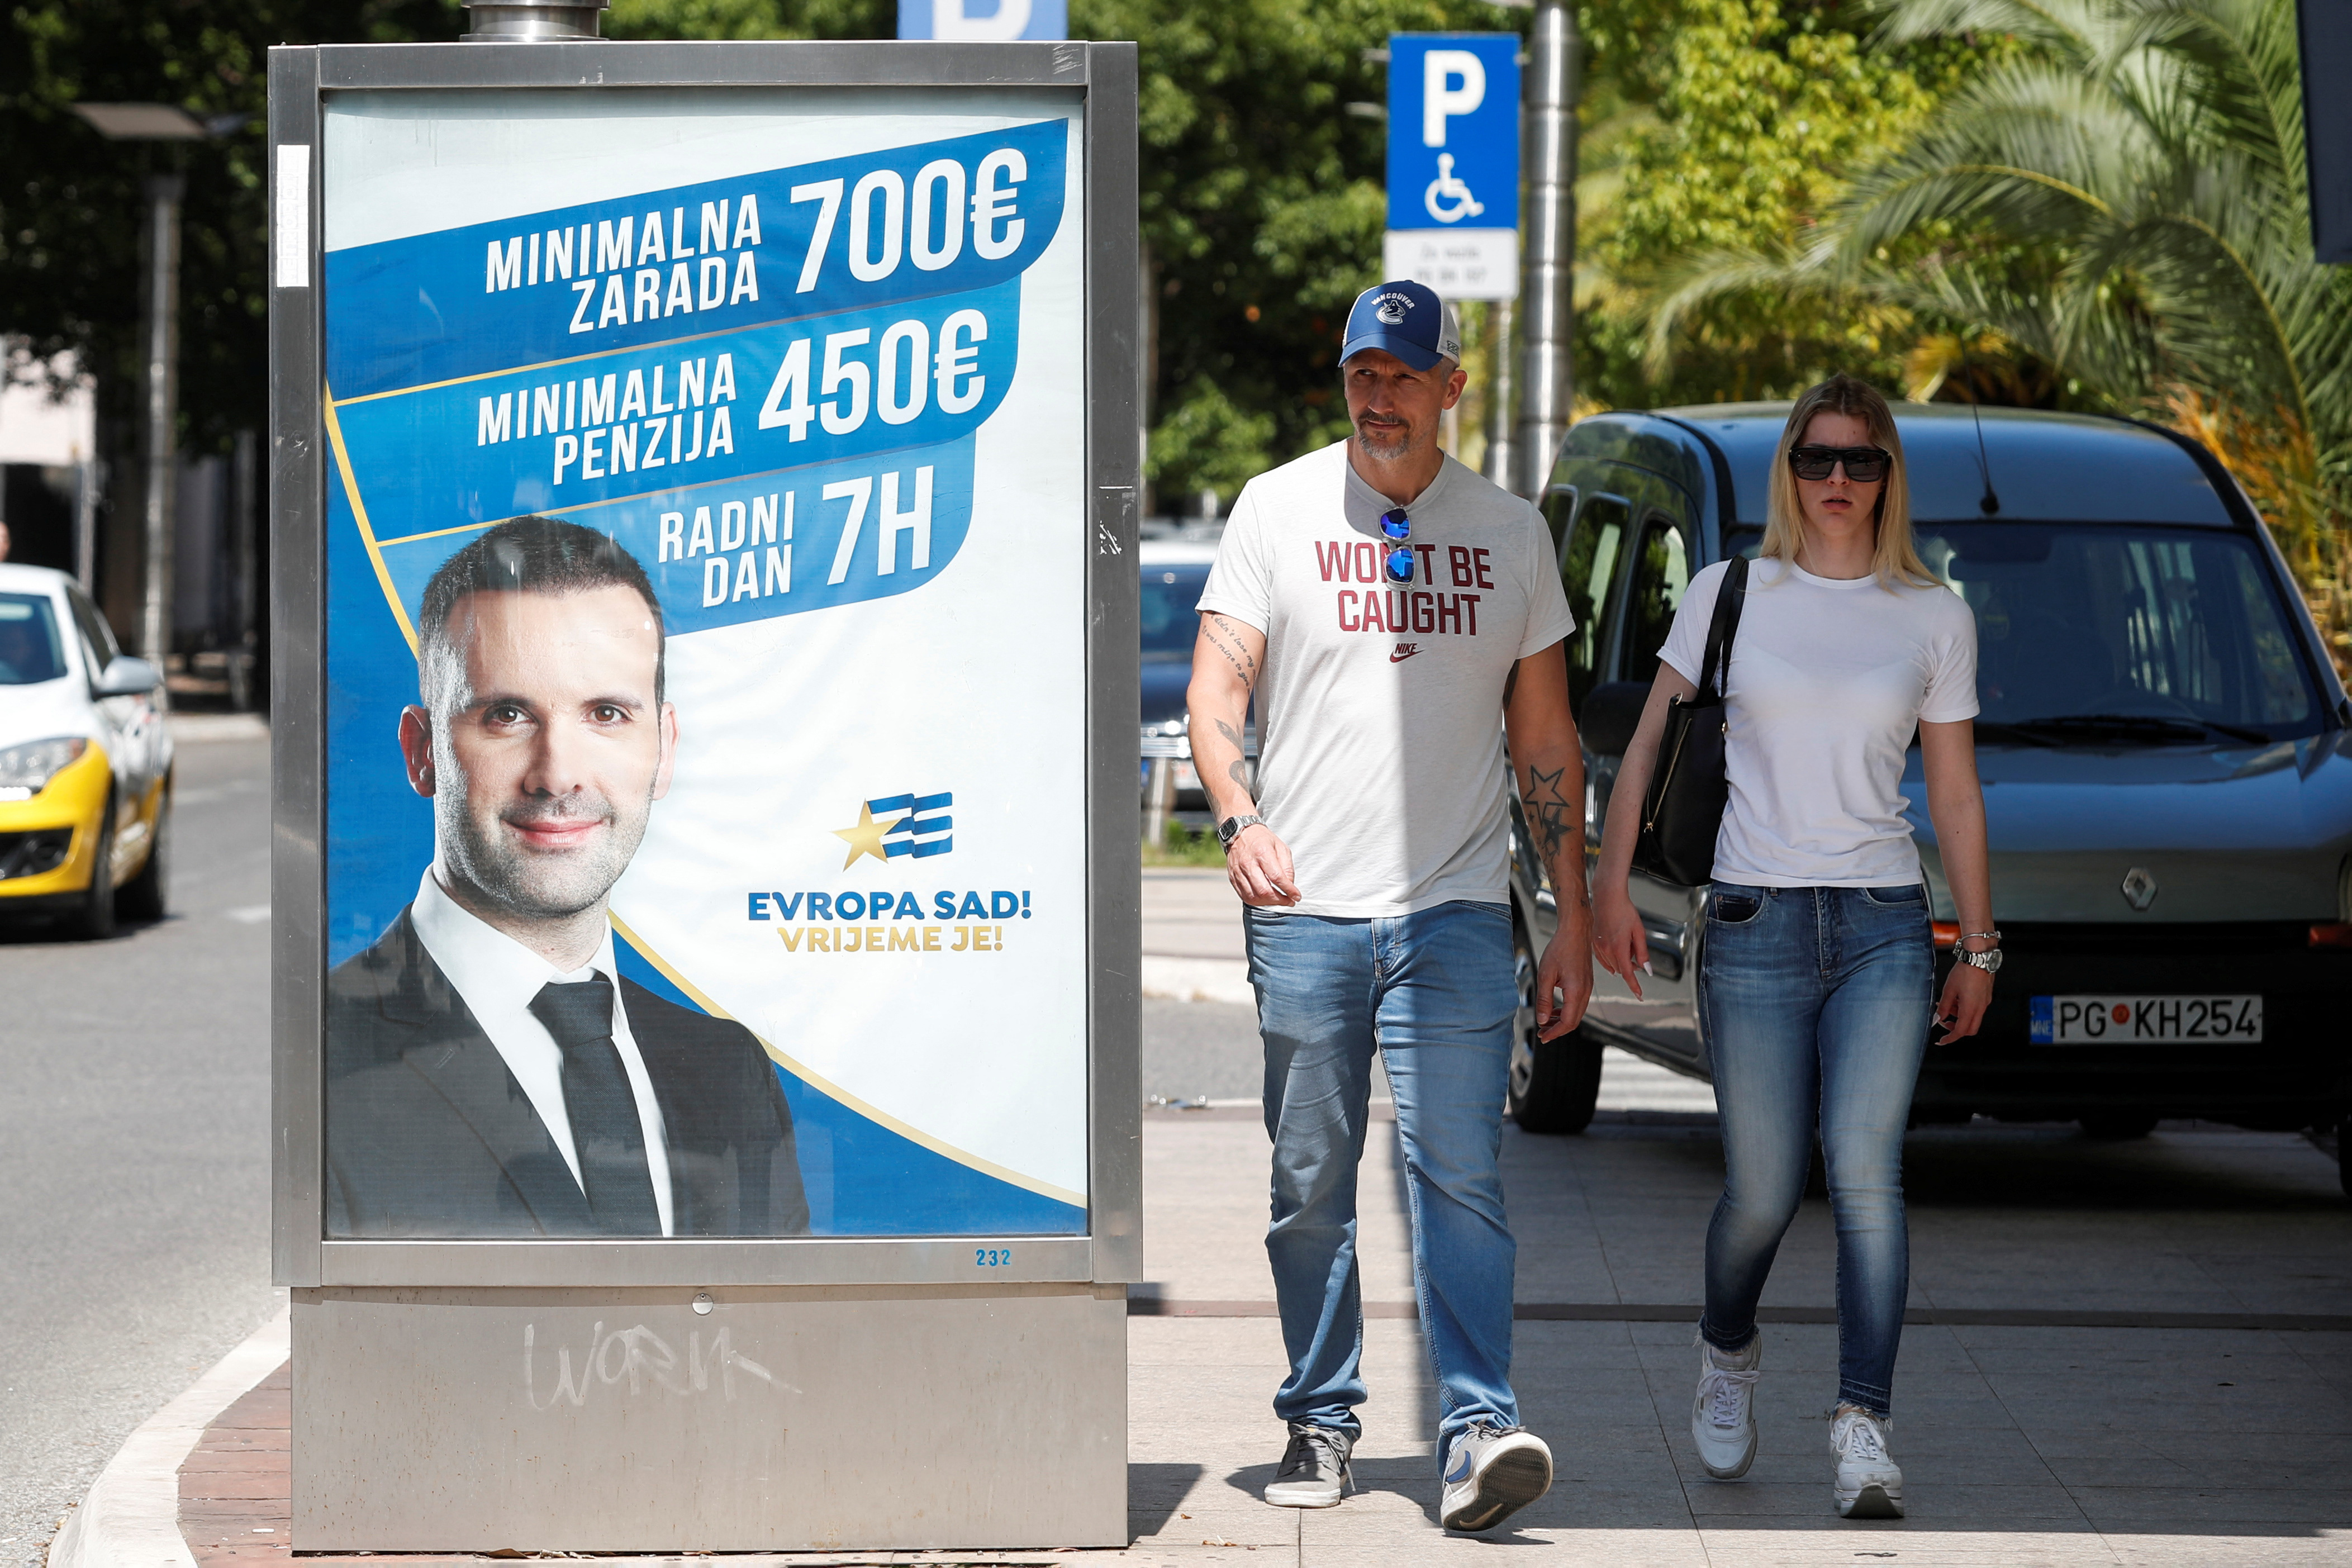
[1380,507,1416,583]
[1786,444,1892,483]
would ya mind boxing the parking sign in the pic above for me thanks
[899,0,1067,40]
[1384,33,1519,301]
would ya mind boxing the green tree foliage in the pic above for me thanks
[1854,0,2350,506]
[611,0,1509,503]
[1074,0,1509,505]
[1650,0,2352,658]
[1865,0,2352,653]
[0,0,1513,511]
[607,0,887,40]
[1575,0,1980,409]
[0,0,464,454]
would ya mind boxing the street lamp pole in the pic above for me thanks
[140,174,183,666]
[73,103,235,668]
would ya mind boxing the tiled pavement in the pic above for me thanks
[1128,1105,2352,1566]
[180,1110,2352,1565]
[169,866,2352,1562]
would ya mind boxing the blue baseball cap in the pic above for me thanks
[1340,279,1464,372]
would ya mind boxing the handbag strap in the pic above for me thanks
[1692,554,1750,702]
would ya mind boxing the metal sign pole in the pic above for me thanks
[1509,0,1576,500]
[1483,296,1515,485]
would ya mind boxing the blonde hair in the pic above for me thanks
[1760,373,1938,590]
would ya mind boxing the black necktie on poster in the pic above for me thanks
[528,975,661,1234]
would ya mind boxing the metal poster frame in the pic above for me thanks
[268,40,1142,1294]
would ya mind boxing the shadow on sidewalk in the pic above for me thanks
[1126,1461,1205,1537]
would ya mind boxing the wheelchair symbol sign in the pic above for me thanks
[1424,153,1484,225]
[1386,34,1518,236]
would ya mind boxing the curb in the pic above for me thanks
[167,714,269,744]
[46,1307,290,1568]
[1138,955,1252,1005]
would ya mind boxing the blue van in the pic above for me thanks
[1508,403,2352,1191]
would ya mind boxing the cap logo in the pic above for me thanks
[1374,295,1411,325]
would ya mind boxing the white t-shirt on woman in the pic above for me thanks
[1657,557,1979,888]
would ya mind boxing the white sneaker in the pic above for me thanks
[1690,1330,1761,1479]
[1830,1405,1904,1518]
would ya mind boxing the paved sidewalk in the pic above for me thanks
[1139,868,1253,1005]
[165,1110,2350,1564]
[132,869,2352,1562]
[1132,1110,2352,1565]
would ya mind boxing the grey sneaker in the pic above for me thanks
[1263,1422,1353,1508]
[1438,1423,1553,1532]
[1831,1405,1904,1519]
[1690,1329,1761,1479]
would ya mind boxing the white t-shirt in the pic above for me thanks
[1658,558,1979,888]
[1198,440,1577,916]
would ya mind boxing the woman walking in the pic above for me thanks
[1591,373,1995,1518]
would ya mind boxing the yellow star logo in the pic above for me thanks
[831,803,904,868]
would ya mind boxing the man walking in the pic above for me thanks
[1187,280,1594,1534]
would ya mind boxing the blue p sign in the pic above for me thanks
[1385,34,1520,234]
[898,0,1066,39]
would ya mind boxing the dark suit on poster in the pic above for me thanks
[325,910,811,1238]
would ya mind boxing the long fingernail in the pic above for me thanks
[1641,961,1653,975]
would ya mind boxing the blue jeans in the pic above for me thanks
[1244,899,1521,1470]
[1695,882,1934,1419]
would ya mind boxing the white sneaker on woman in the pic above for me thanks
[1690,1330,1761,1479]
[1830,1405,1904,1518]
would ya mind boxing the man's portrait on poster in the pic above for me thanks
[325,514,809,1239]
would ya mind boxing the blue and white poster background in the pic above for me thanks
[321,89,1090,1235]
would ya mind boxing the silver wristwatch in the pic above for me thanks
[1217,814,1264,849]
[1956,930,2003,974]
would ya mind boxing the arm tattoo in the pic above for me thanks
[1215,718,1243,749]
[1228,759,1249,790]
[1518,762,1584,887]
[1200,614,1259,690]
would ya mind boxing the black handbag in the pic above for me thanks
[1634,555,1750,886]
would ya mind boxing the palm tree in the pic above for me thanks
[1647,0,2352,655]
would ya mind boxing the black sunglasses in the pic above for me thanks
[1787,444,1891,483]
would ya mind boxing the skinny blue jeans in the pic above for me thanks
[1244,899,1521,1470]
[1696,882,1935,1419]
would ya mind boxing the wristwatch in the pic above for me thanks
[1956,929,2003,974]
[1217,814,1265,850]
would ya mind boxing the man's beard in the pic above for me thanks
[437,769,652,923]
[1353,414,1424,463]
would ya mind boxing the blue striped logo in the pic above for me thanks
[869,791,953,858]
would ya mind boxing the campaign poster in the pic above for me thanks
[316,88,1089,1242]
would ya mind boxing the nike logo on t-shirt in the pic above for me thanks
[1390,643,1422,662]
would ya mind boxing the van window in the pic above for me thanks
[1541,487,1577,564]
[1922,523,2323,740]
[1559,495,1629,709]
[1623,514,1690,687]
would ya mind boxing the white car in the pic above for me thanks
[0,562,173,938]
